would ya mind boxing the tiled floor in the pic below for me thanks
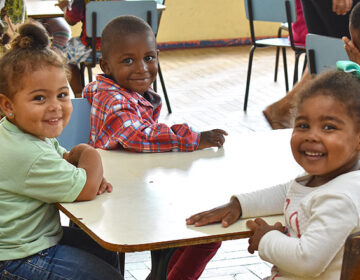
[87,45,303,279]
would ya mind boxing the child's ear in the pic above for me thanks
[356,131,360,151]
[0,93,14,119]
[99,58,110,75]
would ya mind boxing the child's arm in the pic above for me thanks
[197,129,228,150]
[187,182,290,227]
[246,218,284,253]
[252,193,358,277]
[63,144,112,201]
[186,197,242,228]
[342,36,360,64]
[56,0,82,26]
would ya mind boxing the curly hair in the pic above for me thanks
[0,20,70,98]
[295,70,360,128]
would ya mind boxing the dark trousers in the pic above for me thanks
[301,0,360,38]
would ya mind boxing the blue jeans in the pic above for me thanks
[0,227,123,280]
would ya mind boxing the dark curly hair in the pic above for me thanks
[295,70,360,129]
[0,20,70,98]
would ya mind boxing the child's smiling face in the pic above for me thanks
[291,93,360,184]
[100,31,158,94]
[2,65,72,140]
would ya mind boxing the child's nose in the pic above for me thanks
[135,60,147,73]
[48,100,62,111]
[306,128,320,142]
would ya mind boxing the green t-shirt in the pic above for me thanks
[0,117,86,260]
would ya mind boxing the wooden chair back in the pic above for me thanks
[341,231,360,280]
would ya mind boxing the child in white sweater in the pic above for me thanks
[187,68,360,280]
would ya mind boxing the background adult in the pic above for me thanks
[263,0,360,129]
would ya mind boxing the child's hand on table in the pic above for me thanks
[198,129,228,150]
[246,218,285,254]
[186,197,241,228]
[97,177,113,195]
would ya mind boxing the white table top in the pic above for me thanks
[58,129,303,252]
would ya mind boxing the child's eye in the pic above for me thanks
[295,122,309,129]
[123,58,133,64]
[34,95,45,101]
[144,55,155,62]
[324,124,336,130]
[58,92,69,99]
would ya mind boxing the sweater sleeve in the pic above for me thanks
[258,193,359,277]
[234,181,291,218]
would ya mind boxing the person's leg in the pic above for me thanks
[60,226,120,269]
[0,244,123,280]
[263,68,311,129]
[38,17,72,50]
[167,242,221,280]
[301,0,351,38]
[69,64,83,97]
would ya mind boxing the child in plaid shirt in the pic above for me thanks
[83,15,227,280]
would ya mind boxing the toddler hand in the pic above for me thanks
[56,0,70,12]
[246,218,284,254]
[97,177,113,195]
[186,197,241,228]
[343,36,360,64]
[198,129,228,150]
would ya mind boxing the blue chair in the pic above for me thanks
[243,0,306,111]
[81,0,172,114]
[306,33,349,74]
[56,98,126,276]
[57,98,91,151]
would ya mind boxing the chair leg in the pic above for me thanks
[281,47,289,92]
[80,63,86,88]
[302,54,307,75]
[87,66,93,83]
[158,62,172,114]
[244,45,256,111]
[119,252,125,276]
[274,46,280,82]
[293,52,302,85]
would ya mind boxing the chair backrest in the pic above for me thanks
[244,0,297,47]
[85,0,158,38]
[57,98,91,151]
[244,0,296,23]
[306,33,348,74]
[340,231,360,280]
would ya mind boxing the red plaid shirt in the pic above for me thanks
[83,75,200,152]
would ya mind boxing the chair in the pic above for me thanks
[243,0,306,111]
[57,98,91,150]
[274,22,289,88]
[56,98,126,276]
[306,33,349,75]
[340,231,360,280]
[81,0,172,114]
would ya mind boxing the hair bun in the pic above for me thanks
[12,21,49,50]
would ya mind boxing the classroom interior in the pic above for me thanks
[67,1,302,279]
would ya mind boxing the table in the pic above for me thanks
[57,129,303,279]
[26,0,63,19]
[26,0,166,19]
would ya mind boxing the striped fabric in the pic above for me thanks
[83,75,200,152]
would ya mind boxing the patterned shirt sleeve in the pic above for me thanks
[87,88,200,152]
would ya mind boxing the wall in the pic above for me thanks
[156,0,280,44]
